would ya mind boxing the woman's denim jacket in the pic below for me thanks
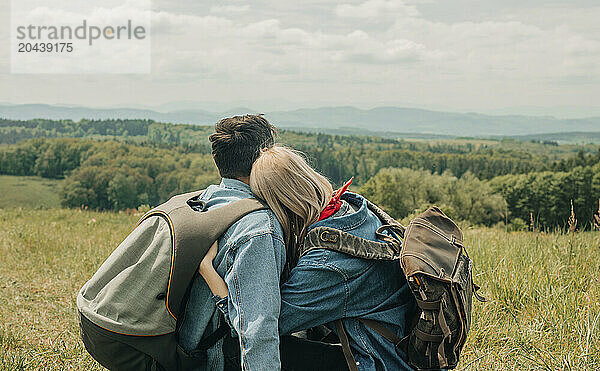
[278,192,416,371]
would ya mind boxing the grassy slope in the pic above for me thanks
[1,209,599,370]
[0,209,138,370]
[464,229,600,369]
[0,176,62,209]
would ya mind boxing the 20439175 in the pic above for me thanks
[17,42,73,53]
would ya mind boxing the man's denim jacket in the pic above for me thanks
[178,178,286,370]
[278,192,416,371]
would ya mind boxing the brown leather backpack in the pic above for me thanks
[397,206,486,370]
[302,202,485,371]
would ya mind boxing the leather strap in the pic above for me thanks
[473,283,487,302]
[335,320,358,371]
[301,226,400,261]
[414,328,444,342]
[436,296,452,368]
[196,322,230,351]
[359,319,403,347]
[415,298,442,311]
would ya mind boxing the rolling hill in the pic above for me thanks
[0,103,598,137]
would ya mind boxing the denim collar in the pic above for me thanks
[308,192,368,232]
[220,178,253,195]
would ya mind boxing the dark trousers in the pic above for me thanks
[79,314,170,371]
[223,334,348,371]
[81,312,347,371]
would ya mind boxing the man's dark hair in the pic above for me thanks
[209,115,276,179]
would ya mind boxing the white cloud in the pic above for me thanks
[147,2,600,87]
[209,5,250,15]
[387,15,600,81]
[242,19,282,39]
[336,0,419,19]
[2,1,600,113]
[328,32,442,64]
[149,9,443,81]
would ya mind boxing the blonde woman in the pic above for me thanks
[200,146,416,371]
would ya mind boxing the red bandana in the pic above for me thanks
[318,177,354,221]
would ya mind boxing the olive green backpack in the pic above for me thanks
[77,190,266,370]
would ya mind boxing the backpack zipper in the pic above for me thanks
[411,219,456,245]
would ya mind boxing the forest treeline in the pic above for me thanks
[0,139,219,210]
[1,118,599,230]
[2,118,595,182]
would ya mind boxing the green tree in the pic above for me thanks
[108,173,139,210]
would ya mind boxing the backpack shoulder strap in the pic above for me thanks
[335,318,406,371]
[301,226,400,260]
[335,320,359,371]
[299,199,404,260]
[169,197,267,318]
[142,193,268,319]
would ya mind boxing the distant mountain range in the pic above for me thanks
[1,103,599,137]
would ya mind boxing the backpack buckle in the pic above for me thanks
[320,230,339,243]
[187,196,207,212]
[451,235,464,248]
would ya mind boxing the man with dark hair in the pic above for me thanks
[178,115,286,370]
[209,115,276,180]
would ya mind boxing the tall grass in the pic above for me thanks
[0,208,137,370]
[463,228,600,370]
[0,208,599,370]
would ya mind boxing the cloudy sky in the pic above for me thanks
[1,0,599,116]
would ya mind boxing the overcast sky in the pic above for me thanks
[1,0,599,117]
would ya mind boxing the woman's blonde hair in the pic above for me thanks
[250,146,333,269]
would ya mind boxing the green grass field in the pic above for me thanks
[0,176,62,209]
[0,208,599,370]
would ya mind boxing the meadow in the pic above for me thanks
[0,205,598,370]
[0,176,61,209]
